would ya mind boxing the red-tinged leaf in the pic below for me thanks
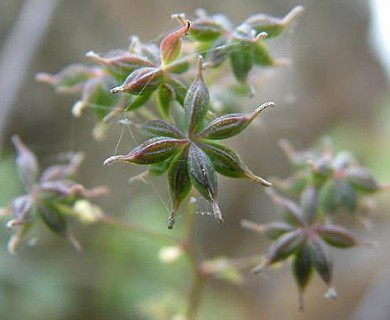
[40,152,84,182]
[199,141,271,186]
[241,220,294,239]
[184,57,209,136]
[86,50,153,77]
[11,195,33,225]
[316,225,360,248]
[110,67,163,95]
[254,230,304,272]
[167,148,192,228]
[36,64,97,94]
[243,6,304,39]
[140,120,185,139]
[78,75,121,119]
[104,137,188,165]
[160,20,191,65]
[266,189,305,226]
[197,101,274,140]
[345,167,379,193]
[12,135,39,186]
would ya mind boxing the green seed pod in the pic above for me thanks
[308,237,333,291]
[345,167,379,193]
[189,20,226,42]
[197,102,274,140]
[140,119,185,139]
[160,20,191,66]
[184,57,210,136]
[110,67,163,95]
[316,225,360,248]
[39,205,67,235]
[318,179,357,214]
[293,245,313,310]
[300,184,318,224]
[259,230,305,269]
[103,137,187,165]
[199,141,271,186]
[187,144,218,202]
[168,148,192,228]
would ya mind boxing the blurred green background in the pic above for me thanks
[1,0,390,319]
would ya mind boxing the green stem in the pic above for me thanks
[99,215,178,244]
[187,270,207,320]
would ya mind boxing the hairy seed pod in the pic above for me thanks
[104,137,187,165]
[184,57,209,136]
[316,225,360,248]
[197,102,274,140]
[110,67,163,95]
[189,20,226,41]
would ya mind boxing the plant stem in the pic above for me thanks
[187,270,207,320]
[99,214,178,244]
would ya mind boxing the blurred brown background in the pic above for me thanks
[1,0,390,319]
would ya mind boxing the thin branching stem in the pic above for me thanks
[99,215,178,244]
